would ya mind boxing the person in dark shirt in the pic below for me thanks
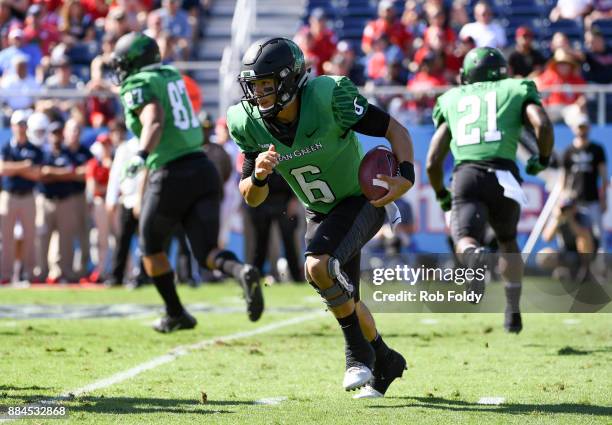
[64,119,93,280]
[244,171,303,282]
[38,120,83,282]
[541,196,598,283]
[561,114,608,243]
[0,110,43,283]
[582,27,612,83]
[507,26,546,77]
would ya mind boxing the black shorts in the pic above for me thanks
[450,164,521,244]
[140,152,222,262]
[304,195,385,301]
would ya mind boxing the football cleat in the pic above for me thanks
[239,265,264,322]
[343,364,373,391]
[504,312,522,334]
[463,247,489,304]
[152,311,197,333]
[354,349,407,399]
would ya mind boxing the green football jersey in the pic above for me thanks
[120,65,202,170]
[432,78,541,165]
[227,75,369,214]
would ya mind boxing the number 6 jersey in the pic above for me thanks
[120,65,203,170]
[432,78,541,166]
[227,75,369,214]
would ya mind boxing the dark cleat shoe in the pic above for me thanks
[239,265,264,322]
[463,247,489,304]
[354,348,407,398]
[153,311,197,333]
[504,311,522,334]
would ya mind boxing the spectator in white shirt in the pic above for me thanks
[550,0,593,22]
[459,1,507,48]
[0,55,41,112]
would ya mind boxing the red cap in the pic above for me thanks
[516,26,533,38]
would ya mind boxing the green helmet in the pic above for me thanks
[460,47,508,84]
[110,32,161,84]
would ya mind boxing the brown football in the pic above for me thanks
[358,145,399,201]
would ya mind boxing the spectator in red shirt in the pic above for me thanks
[86,132,114,283]
[362,0,413,56]
[413,26,461,81]
[365,35,391,80]
[393,54,447,124]
[23,4,59,56]
[294,8,337,76]
[535,48,587,125]
[423,3,456,47]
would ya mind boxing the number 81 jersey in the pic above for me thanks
[120,65,203,170]
[227,75,368,214]
[432,78,541,165]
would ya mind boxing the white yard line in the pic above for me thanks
[0,311,326,422]
[477,396,505,405]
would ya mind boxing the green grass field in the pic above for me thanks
[0,282,611,424]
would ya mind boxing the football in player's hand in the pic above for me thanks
[358,145,399,201]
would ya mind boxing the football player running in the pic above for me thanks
[227,37,415,397]
[111,32,264,332]
[426,47,554,333]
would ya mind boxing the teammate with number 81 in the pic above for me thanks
[111,32,264,333]
[227,37,416,397]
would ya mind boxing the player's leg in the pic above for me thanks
[183,156,263,321]
[351,254,407,399]
[140,171,195,333]
[450,167,490,298]
[305,196,402,391]
[489,193,523,334]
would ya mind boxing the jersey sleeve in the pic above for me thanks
[226,104,260,153]
[120,75,157,113]
[432,96,446,127]
[594,144,606,165]
[518,79,542,107]
[331,76,369,131]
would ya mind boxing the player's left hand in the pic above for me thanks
[370,174,413,208]
[122,155,146,181]
[525,155,547,175]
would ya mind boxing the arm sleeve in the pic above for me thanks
[120,76,156,113]
[240,152,258,180]
[520,79,542,107]
[350,103,390,136]
[432,98,446,128]
[331,76,369,131]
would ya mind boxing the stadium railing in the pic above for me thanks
[3,82,612,125]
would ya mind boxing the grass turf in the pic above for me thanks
[0,282,610,424]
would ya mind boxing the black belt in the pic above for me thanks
[44,193,71,201]
[5,188,33,196]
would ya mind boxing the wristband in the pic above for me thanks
[398,161,415,184]
[539,155,550,167]
[436,188,450,199]
[137,150,149,161]
[251,172,269,187]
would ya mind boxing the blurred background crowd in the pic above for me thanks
[0,0,609,286]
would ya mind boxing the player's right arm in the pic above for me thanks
[519,80,554,175]
[426,97,452,212]
[238,144,279,207]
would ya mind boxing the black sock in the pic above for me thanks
[505,283,521,314]
[337,310,373,367]
[371,333,390,362]
[152,271,184,317]
[214,250,244,278]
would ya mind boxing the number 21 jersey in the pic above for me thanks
[120,65,203,170]
[432,78,541,166]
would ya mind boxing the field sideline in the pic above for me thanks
[0,282,610,424]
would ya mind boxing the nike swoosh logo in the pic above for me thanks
[305,128,318,138]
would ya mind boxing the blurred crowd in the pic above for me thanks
[294,0,612,124]
[0,0,210,127]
